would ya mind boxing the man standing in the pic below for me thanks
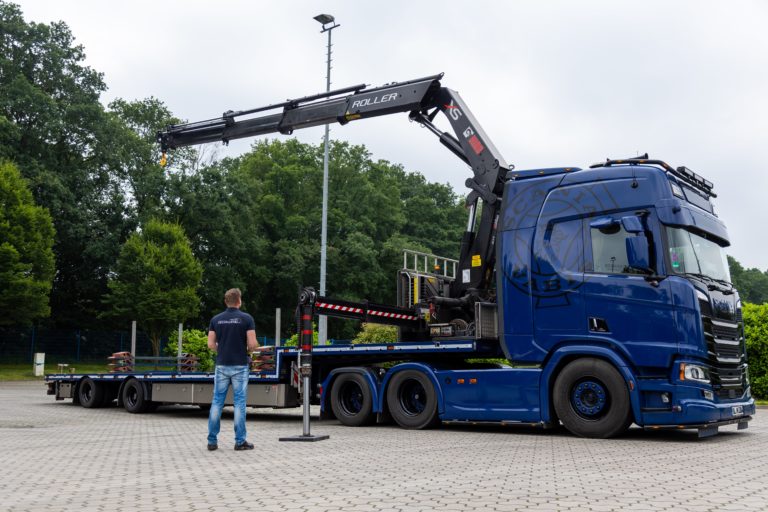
[207,288,258,451]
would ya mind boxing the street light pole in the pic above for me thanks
[314,14,339,345]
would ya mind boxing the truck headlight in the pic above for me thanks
[680,363,710,384]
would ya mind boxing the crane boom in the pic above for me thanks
[157,73,513,309]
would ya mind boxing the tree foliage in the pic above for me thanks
[0,2,187,327]
[0,160,55,324]
[164,328,215,373]
[104,220,202,356]
[352,323,399,344]
[743,303,768,399]
[728,256,768,305]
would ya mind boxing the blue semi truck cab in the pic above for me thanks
[46,73,752,439]
[487,158,754,437]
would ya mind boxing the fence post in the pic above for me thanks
[120,332,124,352]
[130,321,137,356]
[76,330,81,362]
[177,323,183,373]
[29,325,35,363]
[275,308,281,347]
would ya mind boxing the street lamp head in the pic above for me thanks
[313,14,335,25]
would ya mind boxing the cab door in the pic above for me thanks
[580,209,676,368]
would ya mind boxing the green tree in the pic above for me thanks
[728,255,768,304]
[0,161,54,324]
[104,220,202,356]
[743,303,768,399]
[0,2,131,326]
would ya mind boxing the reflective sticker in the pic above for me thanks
[468,134,484,154]
[471,255,482,267]
[462,269,471,283]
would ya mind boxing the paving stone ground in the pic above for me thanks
[0,381,765,512]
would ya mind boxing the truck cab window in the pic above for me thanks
[589,223,635,274]
[545,219,584,272]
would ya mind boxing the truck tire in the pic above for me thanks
[78,377,105,408]
[330,373,375,427]
[122,379,150,414]
[553,358,632,438]
[386,370,440,429]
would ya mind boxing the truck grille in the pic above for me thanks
[700,309,747,399]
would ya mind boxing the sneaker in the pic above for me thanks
[234,441,254,451]
[207,443,218,451]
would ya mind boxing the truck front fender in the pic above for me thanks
[378,362,445,416]
[540,345,641,425]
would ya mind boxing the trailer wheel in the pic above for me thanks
[330,373,375,427]
[78,377,105,408]
[386,370,440,430]
[122,379,150,414]
[553,358,632,438]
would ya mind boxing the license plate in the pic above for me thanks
[732,406,743,416]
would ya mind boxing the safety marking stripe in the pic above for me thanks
[316,302,364,314]
[316,302,418,321]
[368,310,418,321]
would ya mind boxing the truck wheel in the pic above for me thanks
[386,370,440,429]
[330,373,375,427]
[122,379,150,414]
[78,377,105,408]
[553,358,632,438]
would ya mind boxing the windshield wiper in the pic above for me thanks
[682,272,734,294]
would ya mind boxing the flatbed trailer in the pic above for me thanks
[46,339,507,422]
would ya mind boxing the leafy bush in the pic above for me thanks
[352,323,398,344]
[744,303,768,399]
[164,328,215,372]
[284,324,319,347]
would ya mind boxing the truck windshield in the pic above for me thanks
[665,227,731,283]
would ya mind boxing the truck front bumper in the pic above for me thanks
[637,381,755,437]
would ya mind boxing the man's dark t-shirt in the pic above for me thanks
[208,307,255,366]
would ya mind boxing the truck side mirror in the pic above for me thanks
[620,215,644,233]
[590,217,618,230]
[626,236,651,271]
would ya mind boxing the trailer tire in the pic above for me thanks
[386,370,440,430]
[330,373,375,427]
[78,377,105,408]
[122,379,150,414]
[553,358,632,439]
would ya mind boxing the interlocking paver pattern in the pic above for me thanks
[0,381,765,511]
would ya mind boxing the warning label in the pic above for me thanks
[471,255,482,267]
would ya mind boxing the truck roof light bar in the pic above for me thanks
[590,155,716,198]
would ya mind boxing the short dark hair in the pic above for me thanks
[224,288,242,306]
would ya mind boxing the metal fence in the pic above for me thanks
[0,327,287,363]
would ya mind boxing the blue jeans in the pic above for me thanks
[207,365,249,445]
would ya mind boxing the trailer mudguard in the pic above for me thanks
[378,363,446,415]
[540,345,641,425]
[320,367,382,414]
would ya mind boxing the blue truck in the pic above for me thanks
[47,74,754,438]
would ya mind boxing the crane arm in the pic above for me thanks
[157,73,512,298]
[157,73,510,203]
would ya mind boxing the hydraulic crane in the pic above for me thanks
[158,73,512,337]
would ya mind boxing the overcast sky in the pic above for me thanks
[14,0,768,270]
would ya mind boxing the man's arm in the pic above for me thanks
[208,330,218,352]
[247,330,258,352]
